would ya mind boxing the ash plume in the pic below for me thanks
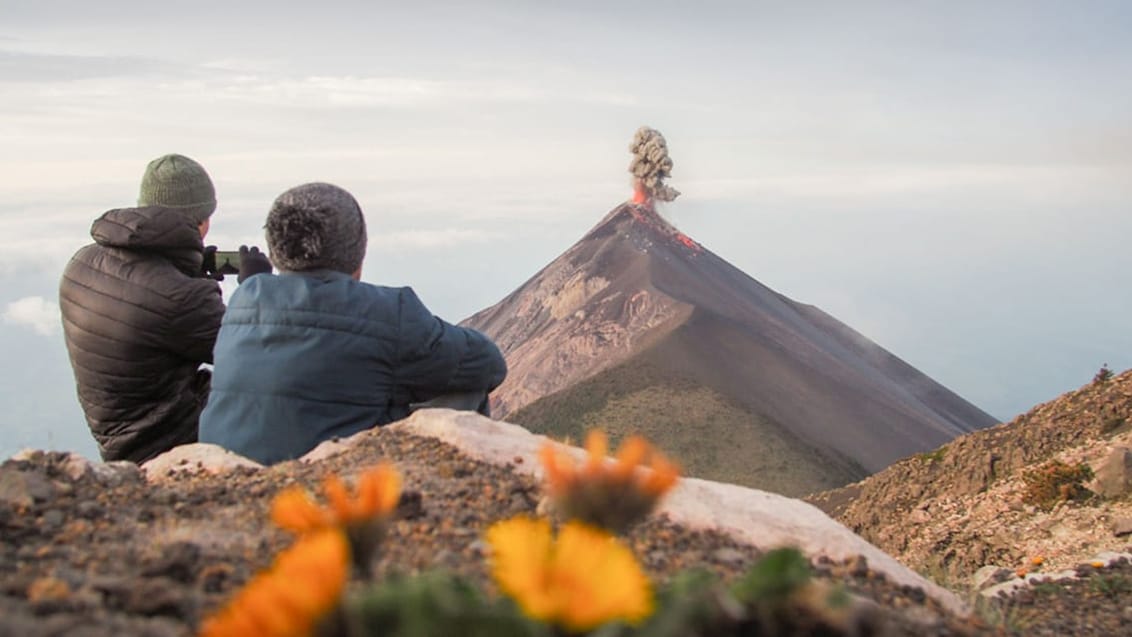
[628,126,681,203]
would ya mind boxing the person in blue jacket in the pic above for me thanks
[199,182,507,465]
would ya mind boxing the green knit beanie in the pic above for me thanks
[138,154,216,223]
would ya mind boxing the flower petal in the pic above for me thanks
[322,474,356,520]
[539,444,575,495]
[583,430,608,476]
[200,529,349,637]
[611,436,648,481]
[270,487,331,534]
[486,516,654,632]
[486,516,557,621]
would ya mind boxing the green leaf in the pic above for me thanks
[346,571,545,637]
[730,547,811,603]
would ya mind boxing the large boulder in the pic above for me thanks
[389,408,968,615]
[1091,447,1132,498]
[141,443,263,482]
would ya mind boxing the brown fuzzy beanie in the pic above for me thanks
[265,183,368,274]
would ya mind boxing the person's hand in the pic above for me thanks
[200,245,225,281]
[238,245,273,283]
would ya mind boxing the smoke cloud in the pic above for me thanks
[628,126,681,203]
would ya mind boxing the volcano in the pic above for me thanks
[461,203,997,495]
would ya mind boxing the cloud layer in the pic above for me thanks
[3,296,60,335]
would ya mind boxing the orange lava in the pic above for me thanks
[675,233,701,253]
[631,182,649,205]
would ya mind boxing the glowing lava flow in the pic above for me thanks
[631,181,649,206]
[625,187,702,256]
[675,233,700,252]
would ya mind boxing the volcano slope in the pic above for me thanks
[462,203,996,496]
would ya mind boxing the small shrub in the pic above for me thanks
[1101,416,1126,435]
[1021,460,1095,510]
[1030,581,1063,596]
[975,596,1037,632]
[916,448,946,464]
[1089,574,1132,598]
[1093,364,1114,385]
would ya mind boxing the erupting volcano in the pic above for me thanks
[628,126,681,206]
[461,127,996,496]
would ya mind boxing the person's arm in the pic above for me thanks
[165,279,226,364]
[395,288,507,401]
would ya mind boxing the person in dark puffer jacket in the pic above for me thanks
[58,154,271,463]
[199,182,507,465]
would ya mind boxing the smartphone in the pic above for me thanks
[214,250,241,274]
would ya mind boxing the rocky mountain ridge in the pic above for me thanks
[808,367,1132,589]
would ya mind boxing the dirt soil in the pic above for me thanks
[2,425,1129,636]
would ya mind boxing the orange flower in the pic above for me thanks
[486,516,653,632]
[1030,556,1044,567]
[540,430,680,533]
[270,488,334,533]
[582,429,610,477]
[199,528,349,637]
[271,464,402,534]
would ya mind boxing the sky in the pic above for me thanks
[1,0,1130,461]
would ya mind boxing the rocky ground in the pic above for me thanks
[0,424,1039,637]
[6,369,1132,637]
[808,368,1132,635]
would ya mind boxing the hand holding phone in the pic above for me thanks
[237,245,273,283]
[213,251,242,276]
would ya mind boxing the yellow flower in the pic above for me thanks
[540,430,680,532]
[271,463,402,534]
[199,528,349,637]
[486,516,653,632]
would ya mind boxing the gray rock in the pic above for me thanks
[92,461,144,488]
[712,547,748,565]
[0,467,56,507]
[1113,517,1132,537]
[61,453,95,481]
[141,443,262,482]
[76,500,102,519]
[973,565,1013,590]
[1092,551,1132,566]
[41,509,65,529]
[1092,447,1132,498]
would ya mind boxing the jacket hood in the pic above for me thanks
[91,205,205,274]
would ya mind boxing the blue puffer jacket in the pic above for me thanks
[199,270,506,464]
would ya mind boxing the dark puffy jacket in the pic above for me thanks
[199,270,507,465]
[59,206,225,463]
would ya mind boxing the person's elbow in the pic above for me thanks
[484,344,507,390]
